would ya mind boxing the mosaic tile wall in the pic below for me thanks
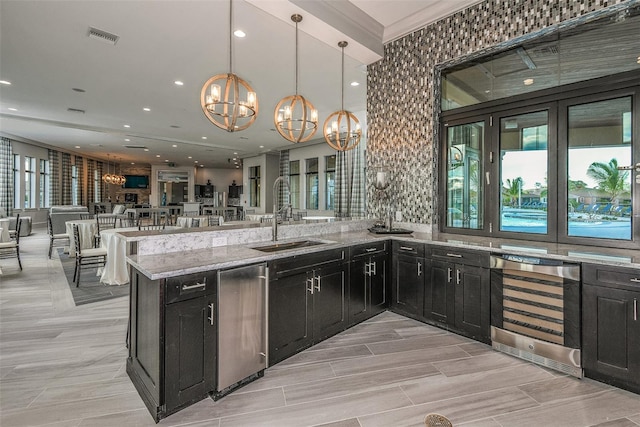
[366,0,631,226]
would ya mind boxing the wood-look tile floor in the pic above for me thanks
[1,228,639,426]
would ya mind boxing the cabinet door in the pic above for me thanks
[269,272,313,365]
[165,295,216,413]
[369,253,388,315]
[454,264,490,342]
[583,284,640,391]
[349,257,368,326]
[425,259,453,325]
[394,254,423,317]
[313,263,348,341]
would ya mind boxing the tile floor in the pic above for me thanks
[1,228,639,426]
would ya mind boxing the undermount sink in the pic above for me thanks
[253,240,326,253]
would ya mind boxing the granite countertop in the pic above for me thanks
[127,229,639,280]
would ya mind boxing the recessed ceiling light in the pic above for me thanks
[7,107,17,111]
[200,164,204,167]
[156,154,161,157]
[143,107,151,112]
[124,138,130,142]
[637,56,640,64]
[124,124,130,128]
[259,145,264,148]
[0,80,11,85]
[234,30,246,38]
[195,160,198,163]
[188,156,193,159]
[350,81,359,86]
[174,80,184,86]
[523,78,534,86]
[172,144,177,148]
[75,146,81,149]
[233,152,238,155]
[131,162,135,165]
[201,136,207,140]
[236,165,239,169]
[144,148,149,152]
[164,159,169,162]
[232,158,236,161]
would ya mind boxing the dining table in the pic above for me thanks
[245,213,273,222]
[0,218,10,242]
[176,215,211,228]
[65,219,98,256]
[99,227,138,285]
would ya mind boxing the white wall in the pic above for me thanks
[195,168,242,191]
[242,153,279,214]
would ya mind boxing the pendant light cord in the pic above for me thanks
[295,18,299,95]
[228,0,233,74]
[341,44,344,111]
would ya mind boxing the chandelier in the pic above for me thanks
[200,0,258,132]
[102,155,126,185]
[324,41,361,151]
[274,14,318,143]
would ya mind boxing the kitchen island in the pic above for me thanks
[123,220,639,421]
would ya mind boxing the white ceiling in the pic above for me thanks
[0,0,479,169]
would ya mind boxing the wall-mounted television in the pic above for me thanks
[122,175,149,189]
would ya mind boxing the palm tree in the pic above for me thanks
[586,158,630,203]
[504,177,523,207]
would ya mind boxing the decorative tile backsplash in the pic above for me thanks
[366,0,629,226]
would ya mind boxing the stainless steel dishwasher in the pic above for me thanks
[215,263,268,398]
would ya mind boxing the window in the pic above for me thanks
[23,156,35,208]
[13,154,20,209]
[71,165,79,205]
[40,159,50,208]
[249,166,260,207]
[305,158,318,210]
[325,155,336,210]
[94,169,101,203]
[289,160,300,209]
[441,83,638,249]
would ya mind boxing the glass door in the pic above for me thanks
[561,95,634,243]
[444,120,485,231]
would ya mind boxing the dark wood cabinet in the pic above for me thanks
[391,241,425,318]
[349,241,389,326]
[582,263,640,394]
[127,268,217,422]
[269,249,347,365]
[424,247,490,342]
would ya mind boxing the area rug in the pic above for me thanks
[57,248,129,305]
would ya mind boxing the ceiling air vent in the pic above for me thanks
[124,145,148,149]
[532,45,559,57]
[67,108,85,114]
[87,27,119,45]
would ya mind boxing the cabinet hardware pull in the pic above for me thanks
[446,253,463,258]
[400,246,415,251]
[631,278,640,283]
[365,248,377,252]
[447,267,453,283]
[306,277,315,294]
[371,261,377,276]
[364,262,371,277]
[417,262,422,277]
[259,352,267,358]
[634,299,637,321]
[182,278,206,291]
[208,303,214,326]
[314,276,321,293]
[456,269,461,285]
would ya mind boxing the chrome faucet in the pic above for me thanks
[272,176,291,241]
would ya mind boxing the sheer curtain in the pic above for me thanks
[0,137,13,216]
[334,142,365,218]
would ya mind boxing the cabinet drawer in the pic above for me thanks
[270,248,346,278]
[165,271,217,304]
[351,241,387,258]
[430,246,489,268]
[393,240,424,257]
[583,263,640,291]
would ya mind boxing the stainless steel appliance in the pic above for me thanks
[216,263,268,396]
[490,254,582,377]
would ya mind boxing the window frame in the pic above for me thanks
[40,158,50,208]
[305,158,319,210]
[325,155,336,210]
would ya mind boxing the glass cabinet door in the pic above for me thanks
[445,121,484,230]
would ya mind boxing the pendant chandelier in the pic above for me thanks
[200,0,258,132]
[102,155,126,185]
[324,41,361,151]
[273,14,318,143]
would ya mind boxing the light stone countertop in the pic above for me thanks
[127,227,639,281]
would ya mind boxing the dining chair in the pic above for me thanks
[191,218,200,227]
[138,223,166,231]
[72,224,107,287]
[8,213,19,239]
[95,215,117,246]
[208,215,221,226]
[424,413,453,427]
[79,213,95,220]
[292,210,307,221]
[0,218,22,270]
[47,214,69,259]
